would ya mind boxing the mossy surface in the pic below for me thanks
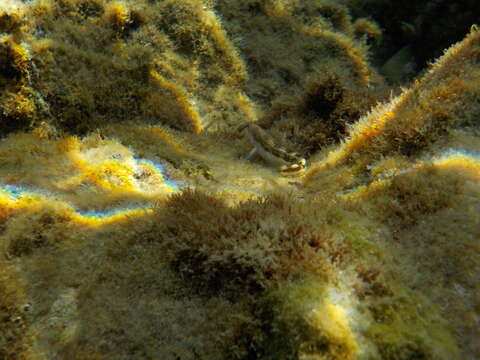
[256,277,359,360]
[0,1,479,359]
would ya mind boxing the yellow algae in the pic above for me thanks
[299,28,371,86]
[147,69,203,134]
[305,96,403,184]
[304,299,358,360]
[0,131,177,216]
[353,18,382,45]
[145,126,191,155]
[368,156,410,179]
[100,124,194,158]
[77,161,137,191]
[259,277,359,360]
[0,185,154,229]
[104,1,130,34]
[0,1,479,359]
[305,27,480,193]
[433,153,480,176]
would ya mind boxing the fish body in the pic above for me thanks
[241,123,306,174]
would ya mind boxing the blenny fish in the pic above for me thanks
[239,123,306,174]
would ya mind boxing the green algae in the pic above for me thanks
[367,285,460,360]
[0,1,478,359]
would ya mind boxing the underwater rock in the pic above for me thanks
[0,1,479,360]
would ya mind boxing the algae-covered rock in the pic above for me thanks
[257,278,359,360]
[0,1,479,360]
[0,0,385,135]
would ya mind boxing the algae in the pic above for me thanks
[0,1,479,359]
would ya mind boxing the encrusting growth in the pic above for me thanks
[0,1,478,360]
[305,25,480,187]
